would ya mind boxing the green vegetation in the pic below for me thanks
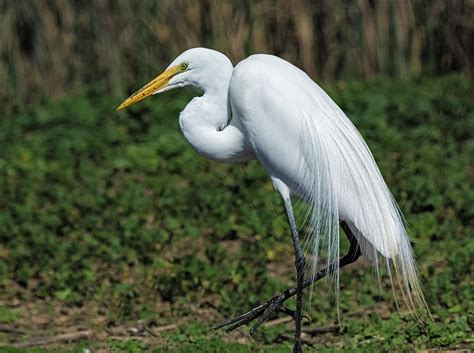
[0,76,472,352]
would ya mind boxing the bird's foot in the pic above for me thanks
[211,289,302,336]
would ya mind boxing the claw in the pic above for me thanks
[212,293,291,337]
[248,298,283,336]
[224,308,263,333]
[212,293,289,335]
[211,300,271,332]
[211,308,261,331]
[302,314,311,324]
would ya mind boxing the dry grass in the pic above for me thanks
[1,1,471,105]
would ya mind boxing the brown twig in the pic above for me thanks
[263,316,293,327]
[0,325,24,335]
[301,325,339,335]
[149,323,177,334]
[11,330,93,348]
[278,332,317,345]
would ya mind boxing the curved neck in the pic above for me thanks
[178,75,253,163]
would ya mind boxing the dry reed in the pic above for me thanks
[0,0,471,105]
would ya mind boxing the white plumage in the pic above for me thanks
[230,53,425,310]
[116,47,428,351]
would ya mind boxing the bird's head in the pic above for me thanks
[115,47,232,111]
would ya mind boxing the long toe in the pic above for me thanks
[211,301,271,332]
[212,292,293,334]
[249,299,285,336]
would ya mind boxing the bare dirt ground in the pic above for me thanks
[0,259,395,352]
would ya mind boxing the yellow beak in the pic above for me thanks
[115,65,180,111]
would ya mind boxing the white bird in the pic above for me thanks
[116,47,428,352]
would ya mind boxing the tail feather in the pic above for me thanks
[293,87,429,318]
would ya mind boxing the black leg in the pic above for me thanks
[303,221,362,287]
[280,195,305,352]
[212,221,362,339]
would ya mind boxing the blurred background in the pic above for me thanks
[0,1,472,352]
[1,0,472,104]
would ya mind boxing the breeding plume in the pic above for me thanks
[116,47,427,352]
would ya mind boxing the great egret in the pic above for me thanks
[116,47,427,352]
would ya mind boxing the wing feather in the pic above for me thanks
[296,81,428,314]
[231,54,428,316]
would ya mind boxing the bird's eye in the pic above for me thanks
[180,63,188,71]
